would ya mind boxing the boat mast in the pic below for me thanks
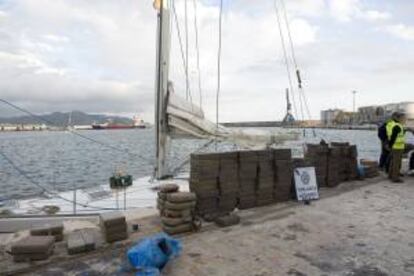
[154,0,171,179]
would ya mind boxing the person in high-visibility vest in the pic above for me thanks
[386,112,407,182]
[377,113,399,172]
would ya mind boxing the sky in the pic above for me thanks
[0,0,413,122]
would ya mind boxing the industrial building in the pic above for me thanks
[320,109,343,126]
[321,102,414,127]
[358,102,414,125]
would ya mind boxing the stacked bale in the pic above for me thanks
[157,183,179,215]
[360,159,379,178]
[256,150,275,206]
[331,142,352,182]
[67,229,95,255]
[238,151,258,210]
[293,158,312,169]
[99,211,127,243]
[30,222,64,242]
[274,149,294,202]
[161,192,197,235]
[11,236,55,262]
[305,144,329,187]
[190,153,220,217]
[218,152,239,213]
[348,145,359,180]
[326,147,343,187]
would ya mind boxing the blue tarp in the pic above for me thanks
[127,233,182,276]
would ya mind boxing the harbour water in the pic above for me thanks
[0,127,404,201]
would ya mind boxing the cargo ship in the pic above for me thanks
[92,116,146,130]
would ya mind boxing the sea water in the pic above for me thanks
[0,127,403,200]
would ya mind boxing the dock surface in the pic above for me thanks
[3,176,414,275]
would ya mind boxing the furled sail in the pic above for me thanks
[166,91,299,148]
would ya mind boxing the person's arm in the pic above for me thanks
[389,125,402,148]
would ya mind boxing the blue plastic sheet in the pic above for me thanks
[127,233,182,276]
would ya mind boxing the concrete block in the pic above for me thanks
[215,214,240,227]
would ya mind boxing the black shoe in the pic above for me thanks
[392,179,404,183]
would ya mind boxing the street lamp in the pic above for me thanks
[352,90,357,113]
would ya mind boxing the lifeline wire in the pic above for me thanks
[0,148,118,211]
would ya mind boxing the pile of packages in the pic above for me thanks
[30,222,64,242]
[100,211,128,243]
[189,143,363,220]
[189,154,220,218]
[157,184,197,235]
[305,144,329,187]
[238,151,259,210]
[190,149,295,219]
[303,142,359,187]
[218,152,239,214]
[360,159,380,178]
[10,236,55,262]
[273,149,294,203]
[256,150,275,206]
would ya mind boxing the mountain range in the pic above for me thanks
[0,111,134,127]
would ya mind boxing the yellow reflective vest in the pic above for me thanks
[386,120,405,150]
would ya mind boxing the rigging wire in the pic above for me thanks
[192,0,203,108]
[216,0,223,128]
[184,0,190,101]
[168,139,215,175]
[273,0,300,121]
[0,99,154,165]
[279,0,316,137]
[279,0,298,70]
[171,0,192,104]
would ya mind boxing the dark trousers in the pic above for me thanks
[388,149,403,181]
[410,153,414,170]
[379,144,390,171]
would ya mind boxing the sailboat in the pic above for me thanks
[7,0,302,216]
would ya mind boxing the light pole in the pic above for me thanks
[352,90,357,113]
[352,90,357,125]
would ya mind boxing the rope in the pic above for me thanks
[0,99,154,165]
[216,0,223,128]
[192,0,203,108]
[273,0,299,121]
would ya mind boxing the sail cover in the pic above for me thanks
[166,92,299,148]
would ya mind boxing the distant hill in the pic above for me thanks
[0,111,134,127]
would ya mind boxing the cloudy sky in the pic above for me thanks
[0,0,413,122]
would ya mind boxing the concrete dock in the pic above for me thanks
[1,176,413,275]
